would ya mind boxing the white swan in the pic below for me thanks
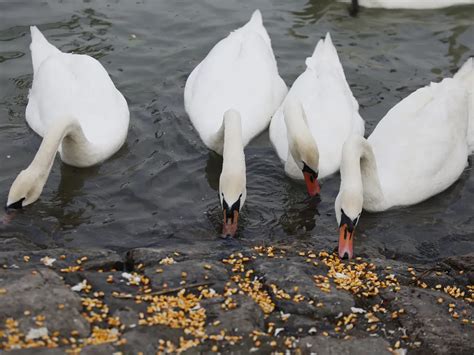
[184,10,287,236]
[269,33,364,196]
[340,0,474,9]
[336,58,473,259]
[6,26,129,209]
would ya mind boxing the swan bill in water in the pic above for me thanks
[221,195,241,238]
[302,163,320,197]
[222,209,239,238]
[6,197,25,211]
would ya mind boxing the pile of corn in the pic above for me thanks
[223,253,275,314]
[314,251,400,296]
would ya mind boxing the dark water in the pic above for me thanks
[0,0,473,263]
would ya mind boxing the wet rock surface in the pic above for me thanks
[0,238,472,354]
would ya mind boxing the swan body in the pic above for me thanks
[336,58,474,258]
[185,10,287,153]
[7,26,129,208]
[340,0,474,9]
[269,33,364,193]
[184,9,287,236]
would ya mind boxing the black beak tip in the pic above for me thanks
[341,252,350,260]
[5,198,25,211]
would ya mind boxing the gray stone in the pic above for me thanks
[144,259,228,293]
[204,295,265,335]
[80,344,119,354]
[7,348,65,354]
[121,325,182,354]
[0,268,90,337]
[0,248,122,272]
[389,286,473,354]
[0,235,40,252]
[299,336,391,355]
[254,258,355,317]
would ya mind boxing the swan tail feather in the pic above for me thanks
[305,33,339,70]
[239,9,271,48]
[249,9,263,25]
[30,26,61,74]
[454,58,474,153]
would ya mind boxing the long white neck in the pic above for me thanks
[218,109,246,206]
[8,116,93,206]
[340,135,385,211]
[221,110,245,178]
[283,97,319,175]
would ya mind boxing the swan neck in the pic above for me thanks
[7,116,87,207]
[341,136,384,210]
[222,110,245,172]
[30,116,79,173]
[284,99,319,169]
[218,110,246,208]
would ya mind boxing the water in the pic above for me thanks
[0,0,473,264]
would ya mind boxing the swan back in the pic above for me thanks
[269,33,364,179]
[454,58,474,153]
[184,10,287,152]
[368,76,470,208]
[26,27,129,164]
[338,0,474,9]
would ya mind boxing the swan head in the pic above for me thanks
[284,97,320,196]
[7,168,44,210]
[335,189,362,259]
[219,182,246,238]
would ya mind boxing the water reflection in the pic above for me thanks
[278,180,320,237]
[291,0,334,24]
[53,163,99,207]
[205,152,222,192]
[444,25,472,70]
[36,9,113,59]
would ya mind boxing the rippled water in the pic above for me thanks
[0,0,473,263]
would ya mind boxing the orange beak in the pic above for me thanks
[303,171,321,197]
[338,224,354,259]
[222,210,239,238]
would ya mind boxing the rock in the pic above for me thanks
[0,268,90,337]
[112,308,140,328]
[120,325,182,353]
[299,336,391,354]
[254,258,354,317]
[126,243,248,269]
[388,286,473,354]
[442,253,474,272]
[144,259,228,293]
[368,258,417,286]
[0,248,123,272]
[73,271,148,320]
[8,348,65,354]
[0,235,40,252]
[204,295,265,335]
[441,253,474,285]
[126,248,178,268]
[80,344,119,354]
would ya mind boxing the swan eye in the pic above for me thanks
[302,162,318,180]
